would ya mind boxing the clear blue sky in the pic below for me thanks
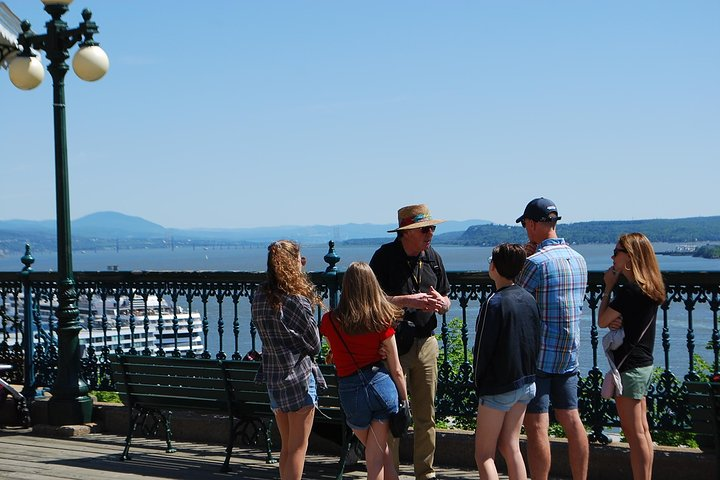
[1,0,718,229]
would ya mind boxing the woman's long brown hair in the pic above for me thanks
[263,240,322,311]
[333,262,403,335]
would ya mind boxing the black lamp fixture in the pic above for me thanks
[7,0,109,426]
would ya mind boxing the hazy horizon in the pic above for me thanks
[2,210,719,231]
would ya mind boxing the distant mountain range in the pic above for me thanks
[1,211,719,257]
[0,211,489,254]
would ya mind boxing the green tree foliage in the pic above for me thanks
[695,244,720,259]
[436,316,477,430]
[455,216,720,245]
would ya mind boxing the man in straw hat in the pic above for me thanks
[370,204,451,479]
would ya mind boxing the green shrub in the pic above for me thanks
[91,390,121,403]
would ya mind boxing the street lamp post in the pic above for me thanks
[7,0,108,425]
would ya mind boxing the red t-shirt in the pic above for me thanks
[319,311,395,377]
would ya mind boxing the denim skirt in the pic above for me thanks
[338,366,399,430]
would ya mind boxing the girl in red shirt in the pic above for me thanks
[320,262,408,480]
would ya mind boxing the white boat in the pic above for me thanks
[3,294,205,356]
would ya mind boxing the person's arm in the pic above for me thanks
[472,300,501,383]
[382,335,408,402]
[387,291,435,312]
[425,251,450,313]
[427,286,450,314]
[598,267,623,330]
[370,245,436,314]
[285,296,322,356]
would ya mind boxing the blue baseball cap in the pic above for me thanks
[516,197,562,223]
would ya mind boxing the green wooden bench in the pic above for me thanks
[686,381,720,479]
[110,354,356,479]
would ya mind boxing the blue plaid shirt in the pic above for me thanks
[252,288,326,411]
[516,238,588,374]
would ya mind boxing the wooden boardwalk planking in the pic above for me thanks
[0,430,481,479]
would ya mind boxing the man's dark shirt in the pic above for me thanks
[370,238,450,338]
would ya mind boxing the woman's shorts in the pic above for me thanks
[268,374,318,413]
[619,365,653,399]
[338,366,399,430]
[479,383,536,412]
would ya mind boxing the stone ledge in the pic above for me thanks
[32,422,102,437]
[424,428,716,479]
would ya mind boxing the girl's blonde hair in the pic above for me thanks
[619,232,666,304]
[263,240,322,311]
[334,262,403,335]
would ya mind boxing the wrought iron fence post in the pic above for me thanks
[20,244,35,402]
[323,241,341,310]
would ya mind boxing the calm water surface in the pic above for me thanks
[1,241,718,272]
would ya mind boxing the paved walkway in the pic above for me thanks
[0,427,483,479]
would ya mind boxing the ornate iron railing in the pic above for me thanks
[0,243,718,442]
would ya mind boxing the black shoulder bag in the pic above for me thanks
[327,313,411,438]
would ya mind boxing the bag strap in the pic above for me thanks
[327,313,369,385]
[616,313,655,369]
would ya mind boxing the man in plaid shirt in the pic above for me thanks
[515,198,589,480]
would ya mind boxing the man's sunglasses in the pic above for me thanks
[521,216,558,228]
[420,226,436,233]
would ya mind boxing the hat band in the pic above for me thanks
[399,213,431,228]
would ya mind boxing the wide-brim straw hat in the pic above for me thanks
[387,204,446,232]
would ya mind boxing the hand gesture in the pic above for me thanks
[604,267,620,290]
[427,286,448,313]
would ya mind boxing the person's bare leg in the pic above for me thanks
[640,398,654,479]
[353,420,398,480]
[497,402,528,480]
[474,403,505,480]
[616,396,653,480]
[555,408,589,480]
[282,405,315,480]
[524,412,550,480]
[369,420,397,480]
[274,410,290,478]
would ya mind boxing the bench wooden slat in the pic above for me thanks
[114,355,222,367]
[119,374,226,389]
[128,396,228,412]
[119,384,227,401]
[110,354,353,479]
[114,365,225,378]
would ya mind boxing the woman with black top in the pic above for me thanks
[599,233,666,480]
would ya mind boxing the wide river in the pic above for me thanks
[1,241,717,272]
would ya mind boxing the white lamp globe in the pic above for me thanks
[9,55,45,90]
[72,45,109,81]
